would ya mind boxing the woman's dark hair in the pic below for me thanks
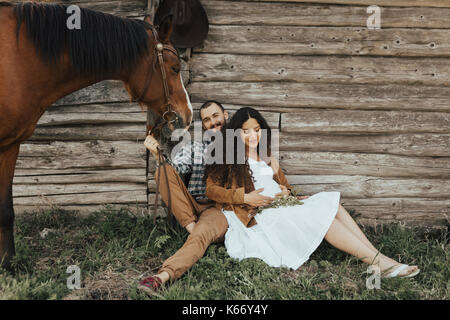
[205,107,272,193]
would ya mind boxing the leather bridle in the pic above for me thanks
[133,22,182,223]
[132,24,181,135]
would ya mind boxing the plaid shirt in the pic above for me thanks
[166,140,210,201]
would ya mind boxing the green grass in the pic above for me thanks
[0,207,448,300]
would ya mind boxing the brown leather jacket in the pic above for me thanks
[205,157,293,228]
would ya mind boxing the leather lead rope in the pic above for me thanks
[153,148,172,224]
[148,122,173,225]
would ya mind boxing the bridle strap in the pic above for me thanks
[155,44,179,123]
[132,18,180,121]
[134,22,180,224]
[132,32,179,109]
[157,45,173,104]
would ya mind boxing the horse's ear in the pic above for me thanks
[157,14,174,43]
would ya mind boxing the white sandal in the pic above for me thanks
[383,264,420,278]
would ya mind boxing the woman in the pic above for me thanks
[205,107,420,278]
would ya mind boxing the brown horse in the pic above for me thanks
[0,2,193,269]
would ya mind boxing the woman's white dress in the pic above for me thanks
[222,157,341,270]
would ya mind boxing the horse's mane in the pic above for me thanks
[12,1,155,78]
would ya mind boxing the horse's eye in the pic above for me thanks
[172,66,180,74]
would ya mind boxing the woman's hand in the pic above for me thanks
[297,195,310,200]
[275,185,290,199]
[144,135,160,160]
[244,188,274,207]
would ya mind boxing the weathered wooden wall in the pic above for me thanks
[12,0,450,228]
[187,0,450,227]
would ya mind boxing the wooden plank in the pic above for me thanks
[279,132,450,157]
[204,1,450,28]
[52,80,131,106]
[38,103,146,127]
[12,190,147,205]
[285,175,450,198]
[14,154,145,171]
[233,0,450,8]
[279,151,450,177]
[187,81,450,112]
[13,168,146,184]
[280,109,450,134]
[191,102,296,113]
[38,111,146,126]
[30,124,146,141]
[18,140,145,158]
[31,102,150,139]
[190,54,450,87]
[13,183,145,198]
[195,25,450,57]
[16,140,146,169]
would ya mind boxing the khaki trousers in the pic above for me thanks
[154,163,228,281]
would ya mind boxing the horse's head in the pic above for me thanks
[125,14,193,138]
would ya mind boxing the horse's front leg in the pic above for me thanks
[0,143,20,270]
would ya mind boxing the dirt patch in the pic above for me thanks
[62,265,142,300]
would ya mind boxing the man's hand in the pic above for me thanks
[244,188,274,207]
[275,185,290,198]
[144,135,160,160]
